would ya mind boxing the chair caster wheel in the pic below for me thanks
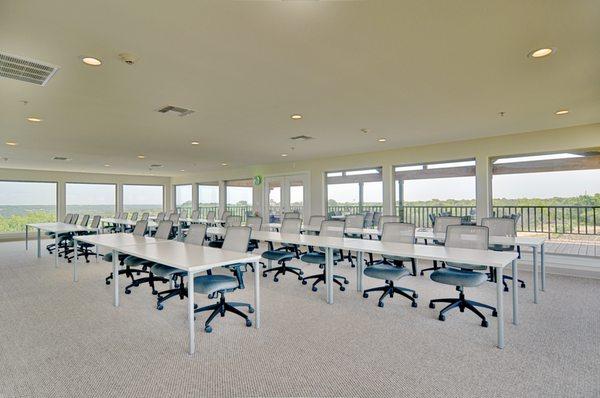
[157,304,163,310]
[152,290,158,295]
[194,304,198,309]
[204,326,212,333]
[504,287,509,292]
[302,280,307,285]
[248,307,255,313]
[378,301,384,308]
[411,302,418,308]
[438,314,445,321]
[125,289,131,294]
[311,286,318,292]
[298,276,303,280]
[245,319,252,327]
[299,271,304,275]
[481,320,489,328]
[520,283,526,288]
[105,280,111,285]
[343,280,349,285]
[363,293,368,298]
[412,293,418,299]
[340,286,345,291]
[262,273,267,277]
[273,278,279,282]
[492,310,497,317]
[429,302,435,309]
[420,271,424,276]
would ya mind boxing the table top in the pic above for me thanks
[26,222,98,233]
[75,232,162,247]
[101,217,158,228]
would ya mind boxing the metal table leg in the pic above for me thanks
[512,260,518,325]
[496,267,504,349]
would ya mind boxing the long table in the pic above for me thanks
[209,227,517,349]
[25,222,99,266]
[73,233,261,355]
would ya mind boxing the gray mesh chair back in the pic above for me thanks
[132,220,148,236]
[433,216,462,234]
[345,214,365,229]
[445,225,489,251]
[220,211,231,221]
[372,212,381,228]
[155,220,173,239]
[122,212,128,220]
[363,212,374,227]
[191,210,200,219]
[185,224,207,246]
[320,220,345,238]
[70,214,79,224]
[169,212,180,223]
[63,214,73,223]
[140,212,149,221]
[156,212,165,221]
[180,209,188,218]
[90,215,101,228]
[80,215,90,227]
[206,210,216,222]
[481,217,516,250]
[246,216,263,231]
[381,222,415,244]
[308,215,326,227]
[225,215,242,227]
[281,218,302,234]
[378,215,400,230]
[283,211,300,219]
[130,212,138,221]
[222,226,252,253]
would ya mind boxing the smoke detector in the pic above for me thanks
[118,53,138,65]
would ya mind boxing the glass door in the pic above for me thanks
[264,174,309,223]
[265,177,283,223]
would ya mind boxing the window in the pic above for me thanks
[198,182,219,218]
[123,184,164,216]
[326,167,383,216]
[395,159,476,227]
[66,183,116,218]
[226,179,253,220]
[0,181,57,233]
[175,185,192,216]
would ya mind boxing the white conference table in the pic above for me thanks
[267,223,547,302]
[73,233,262,355]
[25,222,99,266]
[209,227,517,349]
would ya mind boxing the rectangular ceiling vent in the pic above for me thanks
[52,156,70,161]
[290,135,314,141]
[0,51,59,86]
[156,105,195,117]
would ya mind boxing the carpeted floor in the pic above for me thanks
[0,240,598,398]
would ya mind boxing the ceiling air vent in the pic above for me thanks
[156,105,195,117]
[52,156,70,161]
[0,51,59,86]
[290,135,314,141]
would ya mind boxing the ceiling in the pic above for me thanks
[1,0,599,176]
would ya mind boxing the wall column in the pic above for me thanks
[219,180,226,217]
[475,154,492,223]
[382,165,394,215]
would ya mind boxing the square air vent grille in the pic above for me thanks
[156,105,195,117]
[0,51,59,86]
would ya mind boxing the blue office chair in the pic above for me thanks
[193,226,254,333]
[419,216,462,276]
[104,220,148,285]
[363,222,418,308]
[428,225,497,328]
[343,214,365,267]
[261,218,302,282]
[300,220,349,292]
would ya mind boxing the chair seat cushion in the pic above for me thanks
[301,250,341,264]
[151,264,184,278]
[124,256,151,267]
[193,274,238,294]
[383,255,413,263]
[102,253,113,262]
[364,264,410,281]
[445,262,487,271]
[261,250,294,261]
[430,268,487,287]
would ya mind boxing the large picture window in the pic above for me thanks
[123,184,164,216]
[326,168,383,217]
[66,183,116,218]
[0,181,57,233]
[175,184,192,216]
[198,183,219,218]
[226,179,253,220]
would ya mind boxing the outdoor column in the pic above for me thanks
[475,155,492,223]
[219,180,226,216]
[382,165,395,216]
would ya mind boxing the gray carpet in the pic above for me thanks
[0,240,598,398]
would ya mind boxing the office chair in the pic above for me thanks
[66,215,100,263]
[363,222,419,308]
[58,214,90,261]
[206,210,216,223]
[46,214,73,254]
[481,217,526,292]
[130,212,138,221]
[261,218,303,282]
[343,214,365,267]
[283,211,300,219]
[191,209,200,219]
[121,212,128,220]
[365,215,400,266]
[419,216,462,276]
[123,220,174,295]
[152,224,207,310]
[428,225,497,328]
[169,212,180,237]
[372,212,381,229]
[363,211,374,228]
[301,220,349,292]
[308,215,326,228]
[245,216,263,252]
[140,212,149,221]
[208,215,242,248]
[193,226,254,333]
[104,220,149,285]
[70,214,79,224]
[155,212,166,222]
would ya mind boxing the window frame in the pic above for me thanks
[0,179,59,234]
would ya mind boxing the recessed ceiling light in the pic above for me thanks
[104,164,111,167]
[137,155,146,159]
[82,57,102,66]
[190,141,200,145]
[5,141,18,146]
[528,48,555,58]
[27,117,42,123]
[377,138,387,142]
[179,169,185,172]
[555,109,569,115]
[290,114,302,120]
[221,162,228,166]
[281,153,288,157]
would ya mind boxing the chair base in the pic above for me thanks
[301,269,349,292]
[420,260,444,276]
[262,260,303,282]
[362,281,418,308]
[194,293,254,333]
[124,273,169,295]
[429,291,497,327]
[488,271,527,292]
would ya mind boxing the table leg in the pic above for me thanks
[73,239,79,282]
[25,225,28,250]
[254,260,260,329]
[267,259,272,270]
[356,251,364,292]
[36,229,41,258]
[54,234,59,267]
[540,243,546,292]
[325,247,334,304]
[178,223,183,241]
[496,267,504,349]
[512,260,518,325]
[113,250,120,307]
[532,247,538,304]
[187,270,195,355]
[95,244,99,262]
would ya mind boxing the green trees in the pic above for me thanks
[0,211,55,233]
